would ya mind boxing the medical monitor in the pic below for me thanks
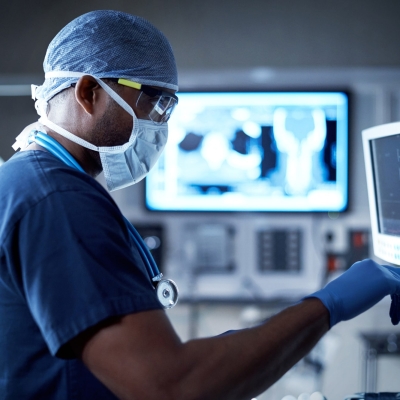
[363,121,400,266]
[145,91,349,212]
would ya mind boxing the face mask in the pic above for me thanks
[33,72,168,192]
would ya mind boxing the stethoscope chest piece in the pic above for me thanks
[156,279,179,309]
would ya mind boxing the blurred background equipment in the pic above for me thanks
[344,393,400,399]
[361,333,400,392]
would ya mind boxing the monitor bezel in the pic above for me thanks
[363,121,400,265]
[144,89,351,214]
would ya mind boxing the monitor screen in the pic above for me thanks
[370,134,400,236]
[145,91,349,212]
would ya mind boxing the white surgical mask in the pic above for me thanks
[32,72,168,192]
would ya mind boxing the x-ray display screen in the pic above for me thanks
[145,91,349,212]
[371,135,400,236]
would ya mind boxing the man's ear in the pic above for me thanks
[74,75,102,115]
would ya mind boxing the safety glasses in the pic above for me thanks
[115,78,178,124]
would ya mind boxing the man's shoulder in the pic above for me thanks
[0,150,113,237]
[1,150,106,196]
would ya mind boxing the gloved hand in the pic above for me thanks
[304,259,400,327]
[390,292,400,325]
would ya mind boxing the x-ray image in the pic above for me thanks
[146,92,348,212]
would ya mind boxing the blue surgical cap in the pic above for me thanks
[35,10,178,103]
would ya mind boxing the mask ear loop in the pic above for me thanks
[91,76,140,148]
[38,72,140,152]
[44,70,138,119]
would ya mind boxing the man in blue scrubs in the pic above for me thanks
[1,10,400,400]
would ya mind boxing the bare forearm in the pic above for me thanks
[173,298,329,400]
[80,258,400,399]
[79,299,329,400]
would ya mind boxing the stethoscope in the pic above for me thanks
[28,130,179,309]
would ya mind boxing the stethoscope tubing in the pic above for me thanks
[124,221,160,280]
[33,132,85,172]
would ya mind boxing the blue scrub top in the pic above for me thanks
[0,150,162,399]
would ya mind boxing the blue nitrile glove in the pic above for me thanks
[390,292,400,325]
[304,259,400,327]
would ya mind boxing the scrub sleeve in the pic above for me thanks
[17,185,162,358]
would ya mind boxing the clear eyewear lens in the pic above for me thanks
[137,93,177,124]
